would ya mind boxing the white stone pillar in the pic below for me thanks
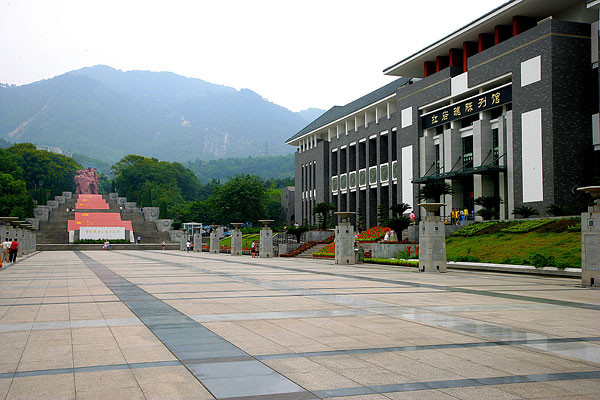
[230,223,243,256]
[418,203,447,273]
[335,212,355,265]
[193,233,202,252]
[579,187,600,287]
[209,225,220,254]
[258,220,274,258]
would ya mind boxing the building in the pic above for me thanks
[286,0,599,229]
[35,145,73,158]
[281,186,295,225]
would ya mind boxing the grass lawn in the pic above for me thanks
[446,231,581,268]
[219,234,261,248]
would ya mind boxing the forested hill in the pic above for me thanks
[0,65,323,163]
[186,154,294,184]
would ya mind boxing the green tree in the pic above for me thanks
[159,200,169,219]
[512,206,539,219]
[0,173,28,217]
[312,202,336,229]
[206,175,266,224]
[475,196,503,220]
[390,202,412,216]
[384,216,411,239]
[418,181,452,202]
[286,225,309,243]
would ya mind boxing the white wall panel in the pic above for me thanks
[521,109,544,203]
[401,146,413,207]
[521,56,541,87]
[401,107,413,128]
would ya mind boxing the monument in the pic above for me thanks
[418,203,447,273]
[334,212,355,265]
[578,186,600,287]
[74,167,100,195]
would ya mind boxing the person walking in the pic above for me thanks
[137,235,141,244]
[186,240,191,253]
[9,238,19,262]
[1,238,10,264]
[251,240,256,257]
[162,241,166,251]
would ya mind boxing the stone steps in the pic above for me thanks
[296,243,328,258]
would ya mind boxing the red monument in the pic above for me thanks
[74,167,99,195]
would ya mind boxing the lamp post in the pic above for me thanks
[577,186,600,287]
[417,203,447,273]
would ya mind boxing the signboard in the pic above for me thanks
[80,227,125,240]
[422,85,512,129]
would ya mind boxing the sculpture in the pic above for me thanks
[74,167,99,195]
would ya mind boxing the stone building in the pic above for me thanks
[286,0,599,228]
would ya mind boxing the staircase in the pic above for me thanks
[37,194,173,245]
[296,243,328,258]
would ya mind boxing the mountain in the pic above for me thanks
[297,108,325,123]
[0,65,323,163]
[186,154,294,184]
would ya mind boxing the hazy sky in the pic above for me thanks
[1,0,505,112]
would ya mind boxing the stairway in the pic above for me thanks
[37,194,173,244]
[296,243,328,258]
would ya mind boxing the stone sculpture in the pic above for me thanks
[74,167,99,195]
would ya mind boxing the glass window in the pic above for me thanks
[462,136,473,170]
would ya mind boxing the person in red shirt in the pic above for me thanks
[9,239,18,262]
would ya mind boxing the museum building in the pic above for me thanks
[285,0,600,228]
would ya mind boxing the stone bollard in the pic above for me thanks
[193,233,202,252]
[209,225,220,254]
[230,223,243,256]
[577,187,600,287]
[334,212,356,265]
[258,220,274,258]
[417,203,447,273]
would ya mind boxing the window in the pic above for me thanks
[462,136,473,170]
[492,128,499,165]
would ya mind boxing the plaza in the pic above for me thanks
[0,251,599,399]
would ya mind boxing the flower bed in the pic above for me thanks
[365,258,419,267]
[357,226,390,242]
[313,242,335,257]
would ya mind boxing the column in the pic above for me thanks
[258,220,274,258]
[418,203,447,273]
[230,223,243,256]
[473,114,494,216]
[209,225,220,254]
[334,212,355,265]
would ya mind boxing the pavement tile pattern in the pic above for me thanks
[0,250,599,399]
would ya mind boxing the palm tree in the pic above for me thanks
[474,196,503,220]
[389,202,411,216]
[312,202,336,229]
[418,181,452,202]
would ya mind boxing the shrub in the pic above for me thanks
[397,249,418,260]
[451,222,498,237]
[512,206,539,218]
[547,204,577,216]
[501,219,552,233]
[313,242,335,257]
[566,222,581,232]
[365,258,419,267]
[474,196,503,220]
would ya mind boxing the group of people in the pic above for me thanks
[383,230,399,242]
[450,208,471,225]
[1,238,19,264]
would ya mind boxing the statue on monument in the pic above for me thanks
[74,167,99,195]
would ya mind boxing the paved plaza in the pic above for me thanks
[0,251,599,399]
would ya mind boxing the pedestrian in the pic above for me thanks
[140,208,144,217]
[409,211,416,223]
[251,240,256,257]
[137,235,141,244]
[1,238,10,264]
[383,231,390,242]
[186,240,191,253]
[162,241,166,251]
[9,238,19,262]
[389,229,398,242]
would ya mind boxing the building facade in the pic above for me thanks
[286,0,599,229]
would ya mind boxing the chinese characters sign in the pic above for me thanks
[80,227,125,240]
[422,85,512,129]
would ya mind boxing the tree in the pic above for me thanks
[384,216,411,239]
[0,173,28,217]
[547,204,577,216]
[206,175,266,224]
[377,205,389,226]
[474,196,503,220]
[159,200,169,219]
[286,225,309,243]
[418,181,452,202]
[312,202,336,229]
[512,206,539,219]
[390,202,412,216]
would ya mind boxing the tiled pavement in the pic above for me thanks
[0,251,598,399]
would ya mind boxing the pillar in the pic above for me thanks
[230,223,243,256]
[418,203,447,273]
[193,233,202,252]
[209,225,220,254]
[473,115,494,216]
[579,187,600,287]
[335,212,355,265]
[258,220,274,258]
